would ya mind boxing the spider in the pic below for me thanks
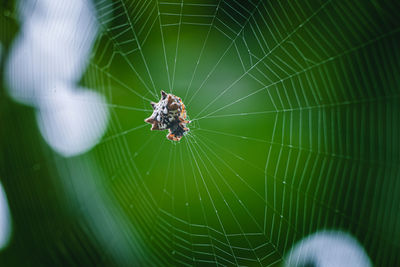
[145,90,190,141]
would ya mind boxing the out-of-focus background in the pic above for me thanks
[1,0,400,266]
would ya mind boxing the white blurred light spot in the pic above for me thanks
[5,0,108,157]
[0,182,12,250]
[36,84,109,157]
[285,230,372,267]
[1,41,12,252]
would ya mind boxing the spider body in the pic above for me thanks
[145,91,190,141]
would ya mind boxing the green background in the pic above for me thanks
[1,0,400,266]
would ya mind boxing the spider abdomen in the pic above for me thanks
[145,91,190,141]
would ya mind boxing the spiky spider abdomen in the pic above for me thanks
[145,91,190,141]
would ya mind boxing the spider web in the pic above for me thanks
[83,0,400,265]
